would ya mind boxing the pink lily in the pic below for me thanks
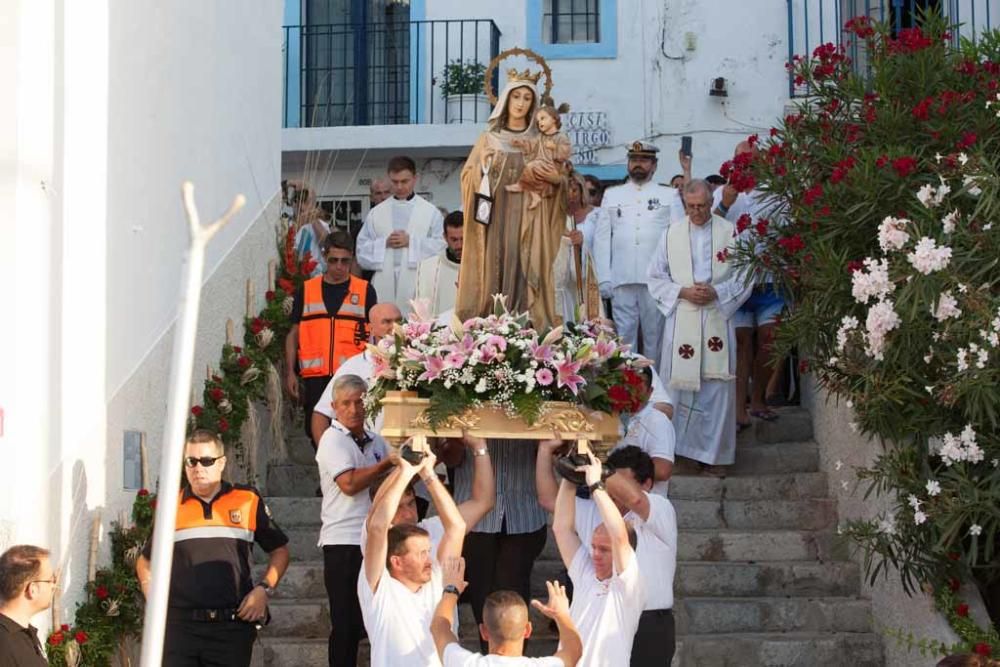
[530,340,555,363]
[417,355,446,382]
[555,359,585,395]
[444,351,467,369]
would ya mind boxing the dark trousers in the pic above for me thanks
[323,545,364,667]
[461,525,548,652]
[630,609,675,666]
[303,376,332,445]
[163,620,255,666]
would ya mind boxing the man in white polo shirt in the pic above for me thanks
[430,557,583,666]
[316,374,395,667]
[360,448,467,666]
[613,366,676,497]
[552,450,645,667]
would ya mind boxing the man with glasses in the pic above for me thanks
[0,545,55,666]
[647,180,752,475]
[284,229,378,448]
[135,430,290,666]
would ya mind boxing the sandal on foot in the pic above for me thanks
[749,408,779,422]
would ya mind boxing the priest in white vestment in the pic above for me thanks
[647,180,752,469]
[356,156,445,314]
[413,211,464,317]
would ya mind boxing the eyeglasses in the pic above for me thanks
[325,257,352,265]
[185,455,224,468]
[587,189,599,196]
[30,574,58,586]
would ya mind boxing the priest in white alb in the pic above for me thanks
[647,179,752,471]
[357,155,445,315]
[413,210,463,317]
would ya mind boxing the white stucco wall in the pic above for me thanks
[2,0,283,632]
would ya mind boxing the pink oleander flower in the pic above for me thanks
[555,359,585,395]
[417,355,446,382]
[535,368,554,386]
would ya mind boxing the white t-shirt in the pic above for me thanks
[567,545,645,667]
[613,404,676,497]
[358,563,445,667]
[443,644,565,666]
[316,422,388,546]
[574,494,677,612]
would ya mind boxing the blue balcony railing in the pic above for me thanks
[787,0,999,97]
[283,19,501,128]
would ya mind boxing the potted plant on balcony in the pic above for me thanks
[440,59,491,124]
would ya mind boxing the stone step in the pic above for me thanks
[675,632,883,666]
[675,597,873,635]
[258,631,880,667]
[272,559,860,601]
[266,464,320,497]
[263,495,836,533]
[668,472,828,500]
[727,441,820,475]
[737,407,813,444]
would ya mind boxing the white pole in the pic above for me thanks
[139,182,244,667]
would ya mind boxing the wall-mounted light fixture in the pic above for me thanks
[710,77,728,97]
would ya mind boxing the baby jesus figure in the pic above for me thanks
[506,105,573,210]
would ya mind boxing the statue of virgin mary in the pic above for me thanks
[454,68,568,329]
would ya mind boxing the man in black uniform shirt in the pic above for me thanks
[136,430,290,666]
[0,545,54,666]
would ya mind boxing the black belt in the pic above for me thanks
[640,608,673,617]
[168,607,240,623]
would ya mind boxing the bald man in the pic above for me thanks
[311,302,402,443]
[431,561,583,666]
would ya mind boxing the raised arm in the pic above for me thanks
[363,456,417,590]
[419,451,467,562]
[583,453,634,574]
[454,435,495,531]
[335,457,395,497]
[606,470,651,522]
[552,478,583,570]
[535,439,564,513]
[532,580,583,667]
[431,556,468,661]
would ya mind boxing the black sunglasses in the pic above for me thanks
[185,455,224,468]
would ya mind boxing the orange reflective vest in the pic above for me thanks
[298,275,369,377]
[174,486,259,542]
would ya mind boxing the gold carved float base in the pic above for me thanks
[380,391,619,456]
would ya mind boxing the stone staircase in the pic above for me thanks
[256,407,884,666]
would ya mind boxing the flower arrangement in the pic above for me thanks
[46,490,155,666]
[730,11,1000,656]
[366,298,644,429]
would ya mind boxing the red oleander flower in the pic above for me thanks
[803,184,823,206]
[265,290,276,302]
[218,417,230,433]
[95,585,109,600]
[974,643,992,656]
[74,631,88,644]
[237,356,252,369]
[61,624,70,632]
[716,248,730,262]
[769,127,779,137]
[845,16,874,39]
[875,155,888,168]
[912,97,932,121]
[777,234,805,254]
[948,577,961,592]
[48,632,64,646]
[278,277,295,295]
[847,260,864,274]
[209,387,225,402]
[891,156,918,178]
[736,214,752,234]
[301,258,318,276]
[755,220,769,236]
[137,488,150,497]
[957,131,977,149]
[190,405,203,417]
[956,602,970,617]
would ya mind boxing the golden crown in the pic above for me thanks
[506,67,542,84]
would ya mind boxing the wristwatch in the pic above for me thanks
[472,447,489,457]
[256,581,275,597]
[587,479,607,494]
[443,584,461,597]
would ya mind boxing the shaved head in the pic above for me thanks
[482,590,530,643]
[734,140,753,156]
[369,302,402,339]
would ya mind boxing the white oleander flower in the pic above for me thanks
[970,524,983,536]
[914,511,927,525]
[932,291,962,322]
[852,258,894,304]
[926,480,941,496]
[864,300,900,360]
[877,216,910,251]
[941,209,960,234]
[907,237,952,275]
